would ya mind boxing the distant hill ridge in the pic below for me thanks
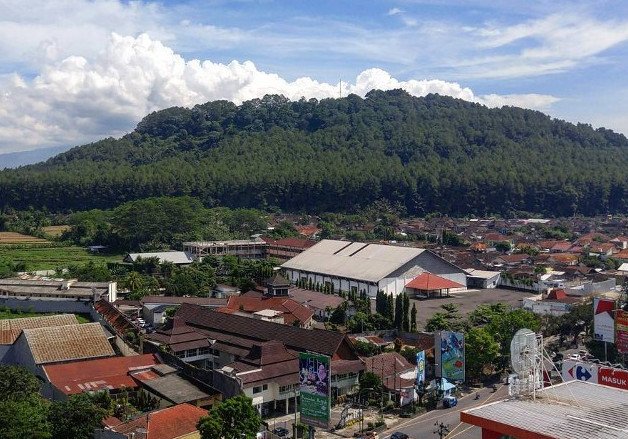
[1,90,627,216]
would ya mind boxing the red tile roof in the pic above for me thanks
[221,294,314,326]
[264,237,317,249]
[405,273,463,291]
[106,403,207,439]
[43,353,161,395]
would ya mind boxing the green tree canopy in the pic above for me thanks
[197,395,261,439]
[465,327,500,382]
[48,393,110,439]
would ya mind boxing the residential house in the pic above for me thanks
[6,322,115,379]
[95,403,207,439]
[491,253,531,267]
[0,314,79,362]
[139,296,228,326]
[217,291,314,328]
[42,353,162,399]
[131,364,219,409]
[364,352,417,406]
[287,287,347,321]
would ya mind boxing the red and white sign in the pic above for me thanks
[598,367,628,391]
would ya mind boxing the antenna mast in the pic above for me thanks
[339,78,342,99]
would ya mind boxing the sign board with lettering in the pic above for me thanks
[298,352,330,428]
[598,367,628,391]
[593,298,616,343]
[616,310,628,354]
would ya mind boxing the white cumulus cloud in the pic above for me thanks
[0,33,560,153]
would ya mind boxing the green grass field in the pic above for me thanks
[0,307,92,323]
[0,245,123,271]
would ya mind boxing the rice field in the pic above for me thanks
[0,245,122,271]
[0,232,49,244]
[41,225,71,237]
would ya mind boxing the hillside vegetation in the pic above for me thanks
[1,90,627,216]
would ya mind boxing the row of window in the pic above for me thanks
[176,347,219,359]
[253,384,269,394]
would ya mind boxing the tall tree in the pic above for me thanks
[394,293,404,331]
[410,303,418,332]
[402,293,410,332]
[49,393,110,439]
[197,395,261,439]
[465,327,500,382]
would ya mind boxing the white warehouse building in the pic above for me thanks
[281,240,467,297]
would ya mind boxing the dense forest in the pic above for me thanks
[1,90,627,216]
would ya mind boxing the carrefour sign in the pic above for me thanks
[562,360,598,383]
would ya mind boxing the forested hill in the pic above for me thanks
[1,90,627,216]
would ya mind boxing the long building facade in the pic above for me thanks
[281,240,467,297]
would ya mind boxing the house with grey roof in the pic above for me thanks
[281,239,467,297]
[6,322,115,379]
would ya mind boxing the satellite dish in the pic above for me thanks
[510,328,537,376]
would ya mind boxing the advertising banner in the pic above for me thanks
[598,367,628,391]
[416,350,426,385]
[615,310,628,354]
[298,352,331,428]
[436,331,465,382]
[593,298,616,343]
[561,360,598,384]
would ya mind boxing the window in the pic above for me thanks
[253,384,268,394]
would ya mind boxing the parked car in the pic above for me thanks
[272,427,290,438]
[390,432,409,439]
[443,395,458,408]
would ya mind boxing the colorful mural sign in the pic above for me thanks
[435,331,465,382]
[416,350,426,385]
[298,352,331,428]
[593,298,616,343]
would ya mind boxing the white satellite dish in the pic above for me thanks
[510,328,537,376]
[509,328,544,398]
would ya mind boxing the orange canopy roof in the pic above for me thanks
[405,272,463,291]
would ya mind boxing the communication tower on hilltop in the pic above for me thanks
[508,328,544,399]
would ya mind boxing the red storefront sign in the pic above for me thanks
[598,367,628,391]
[616,310,628,354]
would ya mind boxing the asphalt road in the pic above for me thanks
[379,384,509,439]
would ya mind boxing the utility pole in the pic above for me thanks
[433,421,450,439]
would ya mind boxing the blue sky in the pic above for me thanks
[1,0,628,153]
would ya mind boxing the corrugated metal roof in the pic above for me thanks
[0,314,78,344]
[281,239,425,282]
[22,322,115,364]
[462,381,628,438]
[125,251,194,264]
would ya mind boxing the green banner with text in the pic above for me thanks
[298,352,331,428]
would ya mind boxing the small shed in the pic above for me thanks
[405,272,464,298]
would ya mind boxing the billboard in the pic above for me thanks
[593,298,615,343]
[435,331,465,382]
[298,352,331,428]
[416,350,426,385]
[561,360,598,384]
[616,310,628,354]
